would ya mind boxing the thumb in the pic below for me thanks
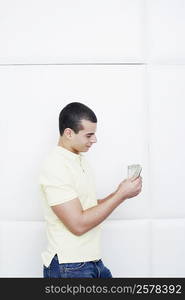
[130,175,138,182]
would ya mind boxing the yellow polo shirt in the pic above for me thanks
[38,145,101,267]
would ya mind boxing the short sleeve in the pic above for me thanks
[39,166,78,206]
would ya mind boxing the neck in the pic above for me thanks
[57,137,79,154]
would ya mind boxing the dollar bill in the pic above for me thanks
[127,164,142,179]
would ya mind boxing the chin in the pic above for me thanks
[78,146,91,152]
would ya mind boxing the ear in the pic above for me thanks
[64,128,74,139]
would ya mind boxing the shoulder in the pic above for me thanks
[39,147,69,184]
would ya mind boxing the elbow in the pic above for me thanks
[73,229,83,236]
[57,215,86,236]
[68,222,85,236]
[72,226,85,236]
[71,216,87,236]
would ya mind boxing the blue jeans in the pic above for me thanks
[43,254,113,278]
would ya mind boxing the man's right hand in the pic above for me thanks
[116,176,143,201]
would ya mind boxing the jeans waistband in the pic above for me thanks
[92,259,101,262]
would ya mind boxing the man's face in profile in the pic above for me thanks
[71,119,97,153]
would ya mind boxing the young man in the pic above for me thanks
[39,102,142,278]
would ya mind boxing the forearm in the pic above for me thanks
[80,191,127,235]
[97,191,116,204]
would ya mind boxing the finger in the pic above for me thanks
[131,176,139,182]
[130,175,137,182]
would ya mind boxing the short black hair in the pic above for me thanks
[59,102,97,136]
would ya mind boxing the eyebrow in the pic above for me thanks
[85,133,95,135]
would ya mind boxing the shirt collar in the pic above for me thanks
[56,145,84,161]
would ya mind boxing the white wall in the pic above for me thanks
[0,0,185,277]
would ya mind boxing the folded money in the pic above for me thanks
[127,164,142,179]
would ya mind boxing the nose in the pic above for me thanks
[91,135,97,143]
